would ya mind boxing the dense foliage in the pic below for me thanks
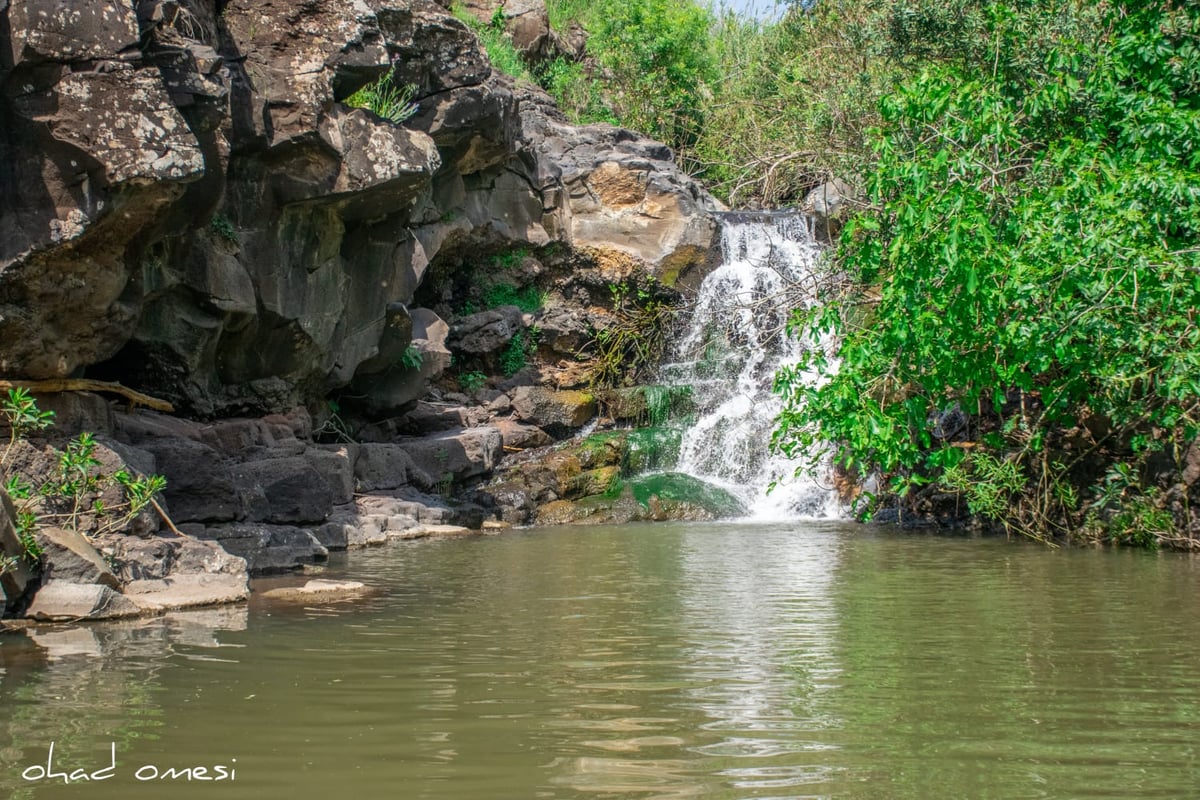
[774,1,1200,544]
[467,0,1200,544]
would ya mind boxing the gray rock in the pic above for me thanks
[411,308,453,377]
[104,533,248,584]
[138,437,243,523]
[26,582,142,622]
[397,401,486,434]
[356,444,430,491]
[35,527,120,590]
[492,418,554,450]
[313,520,351,551]
[306,446,357,506]
[124,574,250,613]
[398,427,504,484]
[260,579,370,602]
[802,178,855,242]
[450,306,525,354]
[198,524,328,575]
[233,457,333,525]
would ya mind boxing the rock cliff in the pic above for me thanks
[0,0,722,615]
[0,0,717,415]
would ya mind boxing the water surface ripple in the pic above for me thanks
[2,523,1198,799]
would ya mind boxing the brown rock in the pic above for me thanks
[510,387,596,435]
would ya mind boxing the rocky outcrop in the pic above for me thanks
[0,0,717,419]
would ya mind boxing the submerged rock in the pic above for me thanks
[260,579,371,602]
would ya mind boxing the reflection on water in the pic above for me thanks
[1,523,1198,799]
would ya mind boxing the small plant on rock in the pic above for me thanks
[2,388,54,465]
[210,214,238,244]
[402,345,424,370]
[459,371,487,394]
[346,72,419,124]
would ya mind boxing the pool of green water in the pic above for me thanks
[2,522,1198,799]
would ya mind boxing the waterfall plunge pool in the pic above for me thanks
[3,521,1198,799]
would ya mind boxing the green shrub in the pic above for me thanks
[500,327,541,376]
[483,282,544,313]
[210,214,238,244]
[0,390,168,570]
[402,345,424,370]
[774,2,1200,544]
[459,371,487,394]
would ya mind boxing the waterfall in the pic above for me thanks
[660,211,843,520]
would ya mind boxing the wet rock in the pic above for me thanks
[510,387,596,436]
[397,523,476,540]
[568,466,621,498]
[35,527,120,590]
[197,524,328,575]
[482,481,536,525]
[26,582,141,622]
[260,579,370,602]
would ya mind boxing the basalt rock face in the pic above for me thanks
[0,0,717,418]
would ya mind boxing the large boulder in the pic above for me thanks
[25,582,141,622]
[398,427,503,484]
[196,523,329,575]
[450,306,525,354]
[458,0,554,61]
[355,443,431,492]
[517,89,721,286]
[234,457,334,525]
[510,387,596,436]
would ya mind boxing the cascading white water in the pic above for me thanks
[661,211,843,520]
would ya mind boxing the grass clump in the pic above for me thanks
[452,3,536,83]
[483,282,544,313]
[345,72,419,123]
